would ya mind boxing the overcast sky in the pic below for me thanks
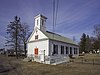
[0,0,100,48]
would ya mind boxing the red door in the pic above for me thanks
[34,48,38,55]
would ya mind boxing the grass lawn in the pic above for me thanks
[0,54,100,75]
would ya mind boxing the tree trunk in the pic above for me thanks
[24,42,27,56]
[15,25,18,59]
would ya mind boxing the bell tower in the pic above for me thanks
[34,14,47,32]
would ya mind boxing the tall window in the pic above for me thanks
[35,35,38,40]
[41,19,44,26]
[74,48,76,54]
[53,44,58,54]
[70,47,72,54]
[74,48,78,54]
[37,20,38,25]
[61,46,64,54]
[76,48,77,54]
[66,46,68,54]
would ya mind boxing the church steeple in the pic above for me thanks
[34,14,47,32]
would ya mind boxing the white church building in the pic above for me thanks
[27,14,79,64]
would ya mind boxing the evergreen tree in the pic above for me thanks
[6,16,22,58]
[85,35,92,52]
[79,33,86,53]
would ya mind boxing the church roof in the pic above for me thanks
[34,14,47,19]
[42,31,78,46]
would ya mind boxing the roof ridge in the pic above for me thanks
[41,30,78,46]
[46,31,72,40]
[46,31,62,37]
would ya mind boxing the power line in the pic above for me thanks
[53,0,59,34]
[53,0,55,34]
[55,0,59,26]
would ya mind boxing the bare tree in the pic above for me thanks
[20,23,30,56]
[93,24,100,50]
[94,24,100,38]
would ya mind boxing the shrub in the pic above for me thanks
[69,54,73,59]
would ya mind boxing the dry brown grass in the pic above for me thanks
[0,54,100,75]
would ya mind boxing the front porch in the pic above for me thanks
[27,54,69,65]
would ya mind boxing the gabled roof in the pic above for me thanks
[42,31,78,46]
[27,28,78,46]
